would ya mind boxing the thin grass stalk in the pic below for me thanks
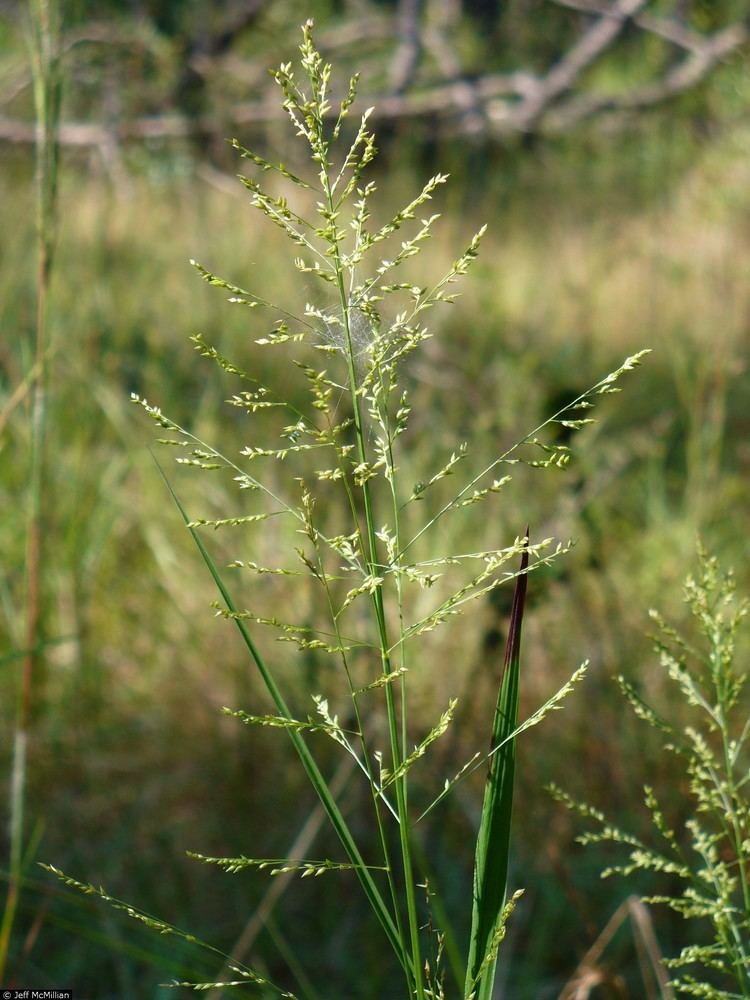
[713,630,750,992]
[410,835,466,992]
[322,161,426,998]
[204,753,357,1000]
[315,553,409,958]
[305,477,407,953]
[0,0,60,982]
[336,276,424,998]
[158,469,410,978]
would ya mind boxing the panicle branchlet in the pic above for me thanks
[555,550,750,998]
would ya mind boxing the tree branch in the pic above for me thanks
[547,21,748,130]
[389,0,424,94]
[510,0,649,130]
[0,4,745,151]
[550,0,719,54]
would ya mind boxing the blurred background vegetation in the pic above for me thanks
[1,0,750,996]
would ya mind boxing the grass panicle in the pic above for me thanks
[552,549,750,998]
[43,21,647,997]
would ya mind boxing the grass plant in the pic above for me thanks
[552,550,750,998]
[37,23,652,997]
[0,0,61,983]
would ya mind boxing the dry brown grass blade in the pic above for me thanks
[206,753,357,1000]
[559,895,674,1000]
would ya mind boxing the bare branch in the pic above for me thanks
[550,0,718,54]
[191,15,393,88]
[548,21,748,130]
[510,0,649,131]
[0,20,165,110]
[0,4,745,150]
[423,0,485,135]
[389,0,424,94]
[199,0,269,57]
[372,71,536,121]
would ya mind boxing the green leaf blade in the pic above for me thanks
[465,533,529,1000]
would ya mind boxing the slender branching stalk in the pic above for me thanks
[44,22,647,996]
[552,549,750,999]
[1,0,61,982]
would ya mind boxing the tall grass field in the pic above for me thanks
[1,6,750,998]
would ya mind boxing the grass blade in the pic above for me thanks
[155,462,409,979]
[464,532,529,1000]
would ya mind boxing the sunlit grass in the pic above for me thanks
[1,54,749,995]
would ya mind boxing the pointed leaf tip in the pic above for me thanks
[502,531,529,677]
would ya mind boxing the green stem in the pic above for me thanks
[1,1,60,982]
[324,178,425,997]
[713,651,750,988]
[159,471,409,977]
[315,528,408,958]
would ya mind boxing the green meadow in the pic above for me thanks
[2,4,750,996]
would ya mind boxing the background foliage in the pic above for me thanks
[1,0,749,996]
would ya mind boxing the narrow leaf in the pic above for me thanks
[154,461,408,975]
[465,532,529,1000]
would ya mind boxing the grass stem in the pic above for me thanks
[1,0,60,983]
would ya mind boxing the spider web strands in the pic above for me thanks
[398,350,651,560]
[349,221,485,334]
[187,852,387,878]
[39,864,297,999]
[419,663,589,823]
[190,259,317,332]
[156,464,411,977]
